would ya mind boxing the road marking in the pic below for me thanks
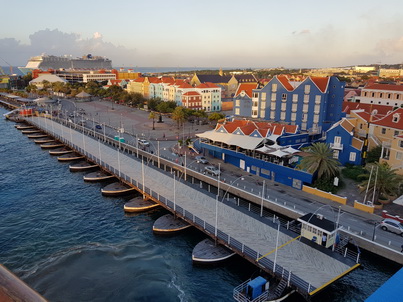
[256,235,301,262]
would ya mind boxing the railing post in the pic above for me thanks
[356,253,360,263]
[344,248,348,258]
[288,271,291,287]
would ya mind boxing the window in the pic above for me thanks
[393,113,400,123]
[291,113,296,121]
[303,104,309,112]
[253,93,259,98]
[235,108,240,115]
[304,85,310,94]
[261,92,266,100]
[394,130,399,137]
[314,104,320,114]
[304,95,309,103]
[302,113,308,122]
[292,103,298,112]
[270,111,275,119]
[272,84,277,92]
[280,112,286,120]
[260,110,265,118]
[282,93,287,102]
[400,140,403,148]
[271,94,276,101]
[349,152,356,162]
[292,94,298,102]
[381,128,386,134]
[271,102,276,110]
[333,150,339,159]
[235,99,240,106]
[315,95,321,104]
[396,152,402,160]
[281,103,287,111]
[313,114,319,123]
[261,101,266,109]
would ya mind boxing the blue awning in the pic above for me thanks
[365,268,403,301]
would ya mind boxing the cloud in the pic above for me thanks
[93,32,103,39]
[0,28,138,66]
[292,29,311,35]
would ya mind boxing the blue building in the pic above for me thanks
[325,118,364,165]
[195,119,314,189]
[233,75,345,134]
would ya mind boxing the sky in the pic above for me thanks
[1,0,402,69]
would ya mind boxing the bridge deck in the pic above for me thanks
[28,117,359,296]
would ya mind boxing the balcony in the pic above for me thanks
[330,143,343,150]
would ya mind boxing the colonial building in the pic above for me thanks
[235,75,345,134]
[182,91,202,110]
[381,134,403,175]
[196,82,222,112]
[325,118,364,165]
[356,84,403,107]
[233,83,259,117]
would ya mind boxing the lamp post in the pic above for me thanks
[372,222,378,241]
[273,220,281,274]
[215,175,244,239]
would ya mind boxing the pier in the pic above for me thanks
[23,116,362,299]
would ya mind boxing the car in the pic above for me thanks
[138,139,150,147]
[380,218,403,236]
[195,156,208,164]
[204,165,221,176]
[95,124,102,130]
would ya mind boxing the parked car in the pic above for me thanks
[195,156,208,164]
[380,218,403,236]
[95,124,102,130]
[204,165,221,176]
[138,139,150,147]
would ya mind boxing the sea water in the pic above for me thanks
[0,108,399,302]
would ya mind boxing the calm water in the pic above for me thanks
[0,107,400,302]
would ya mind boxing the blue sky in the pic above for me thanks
[1,0,402,68]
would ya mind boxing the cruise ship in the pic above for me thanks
[18,54,112,74]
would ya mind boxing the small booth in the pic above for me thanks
[245,276,269,300]
[298,213,339,249]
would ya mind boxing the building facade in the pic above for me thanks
[357,84,403,107]
[234,75,345,134]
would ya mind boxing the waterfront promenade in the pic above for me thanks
[26,116,360,298]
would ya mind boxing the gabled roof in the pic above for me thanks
[235,83,259,98]
[178,82,193,89]
[196,74,231,84]
[276,75,294,91]
[310,77,330,93]
[351,110,372,122]
[234,74,257,83]
[351,137,364,150]
[340,119,354,133]
[342,101,393,117]
[363,84,403,92]
[371,108,403,130]
[197,82,219,89]
[134,77,145,82]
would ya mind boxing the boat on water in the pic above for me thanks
[69,161,98,172]
[34,138,54,144]
[83,171,115,182]
[48,147,73,156]
[152,213,191,235]
[192,238,235,264]
[123,196,159,213]
[101,182,136,196]
[40,142,64,149]
[19,53,112,75]
[57,153,85,161]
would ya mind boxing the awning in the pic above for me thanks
[196,130,264,150]
[283,146,300,154]
[269,149,289,158]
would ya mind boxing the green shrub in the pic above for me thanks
[342,165,366,181]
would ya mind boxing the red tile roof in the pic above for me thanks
[342,101,393,117]
[178,83,193,89]
[235,83,258,98]
[134,77,145,82]
[277,75,294,91]
[183,91,200,96]
[310,77,329,93]
[239,123,257,135]
[197,82,219,89]
[364,84,403,92]
[372,108,403,129]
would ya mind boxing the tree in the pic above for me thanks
[149,111,156,130]
[171,106,185,129]
[366,145,382,163]
[298,142,340,179]
[359,162,403,201]
[208,112,225,122]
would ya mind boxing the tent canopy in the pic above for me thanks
[76,91,91,98]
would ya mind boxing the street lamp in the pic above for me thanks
[215,175,244,239]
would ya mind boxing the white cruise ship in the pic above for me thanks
[19,54,112,74]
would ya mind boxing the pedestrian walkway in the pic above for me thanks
[28,116,361,298]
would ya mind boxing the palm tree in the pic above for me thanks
[298,142,340,179]
[149,111,156,130]
[359,162,403,201]
[171,106,185,129]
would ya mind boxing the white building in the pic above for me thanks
[83,72,116,83]
[357,84,403,107]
